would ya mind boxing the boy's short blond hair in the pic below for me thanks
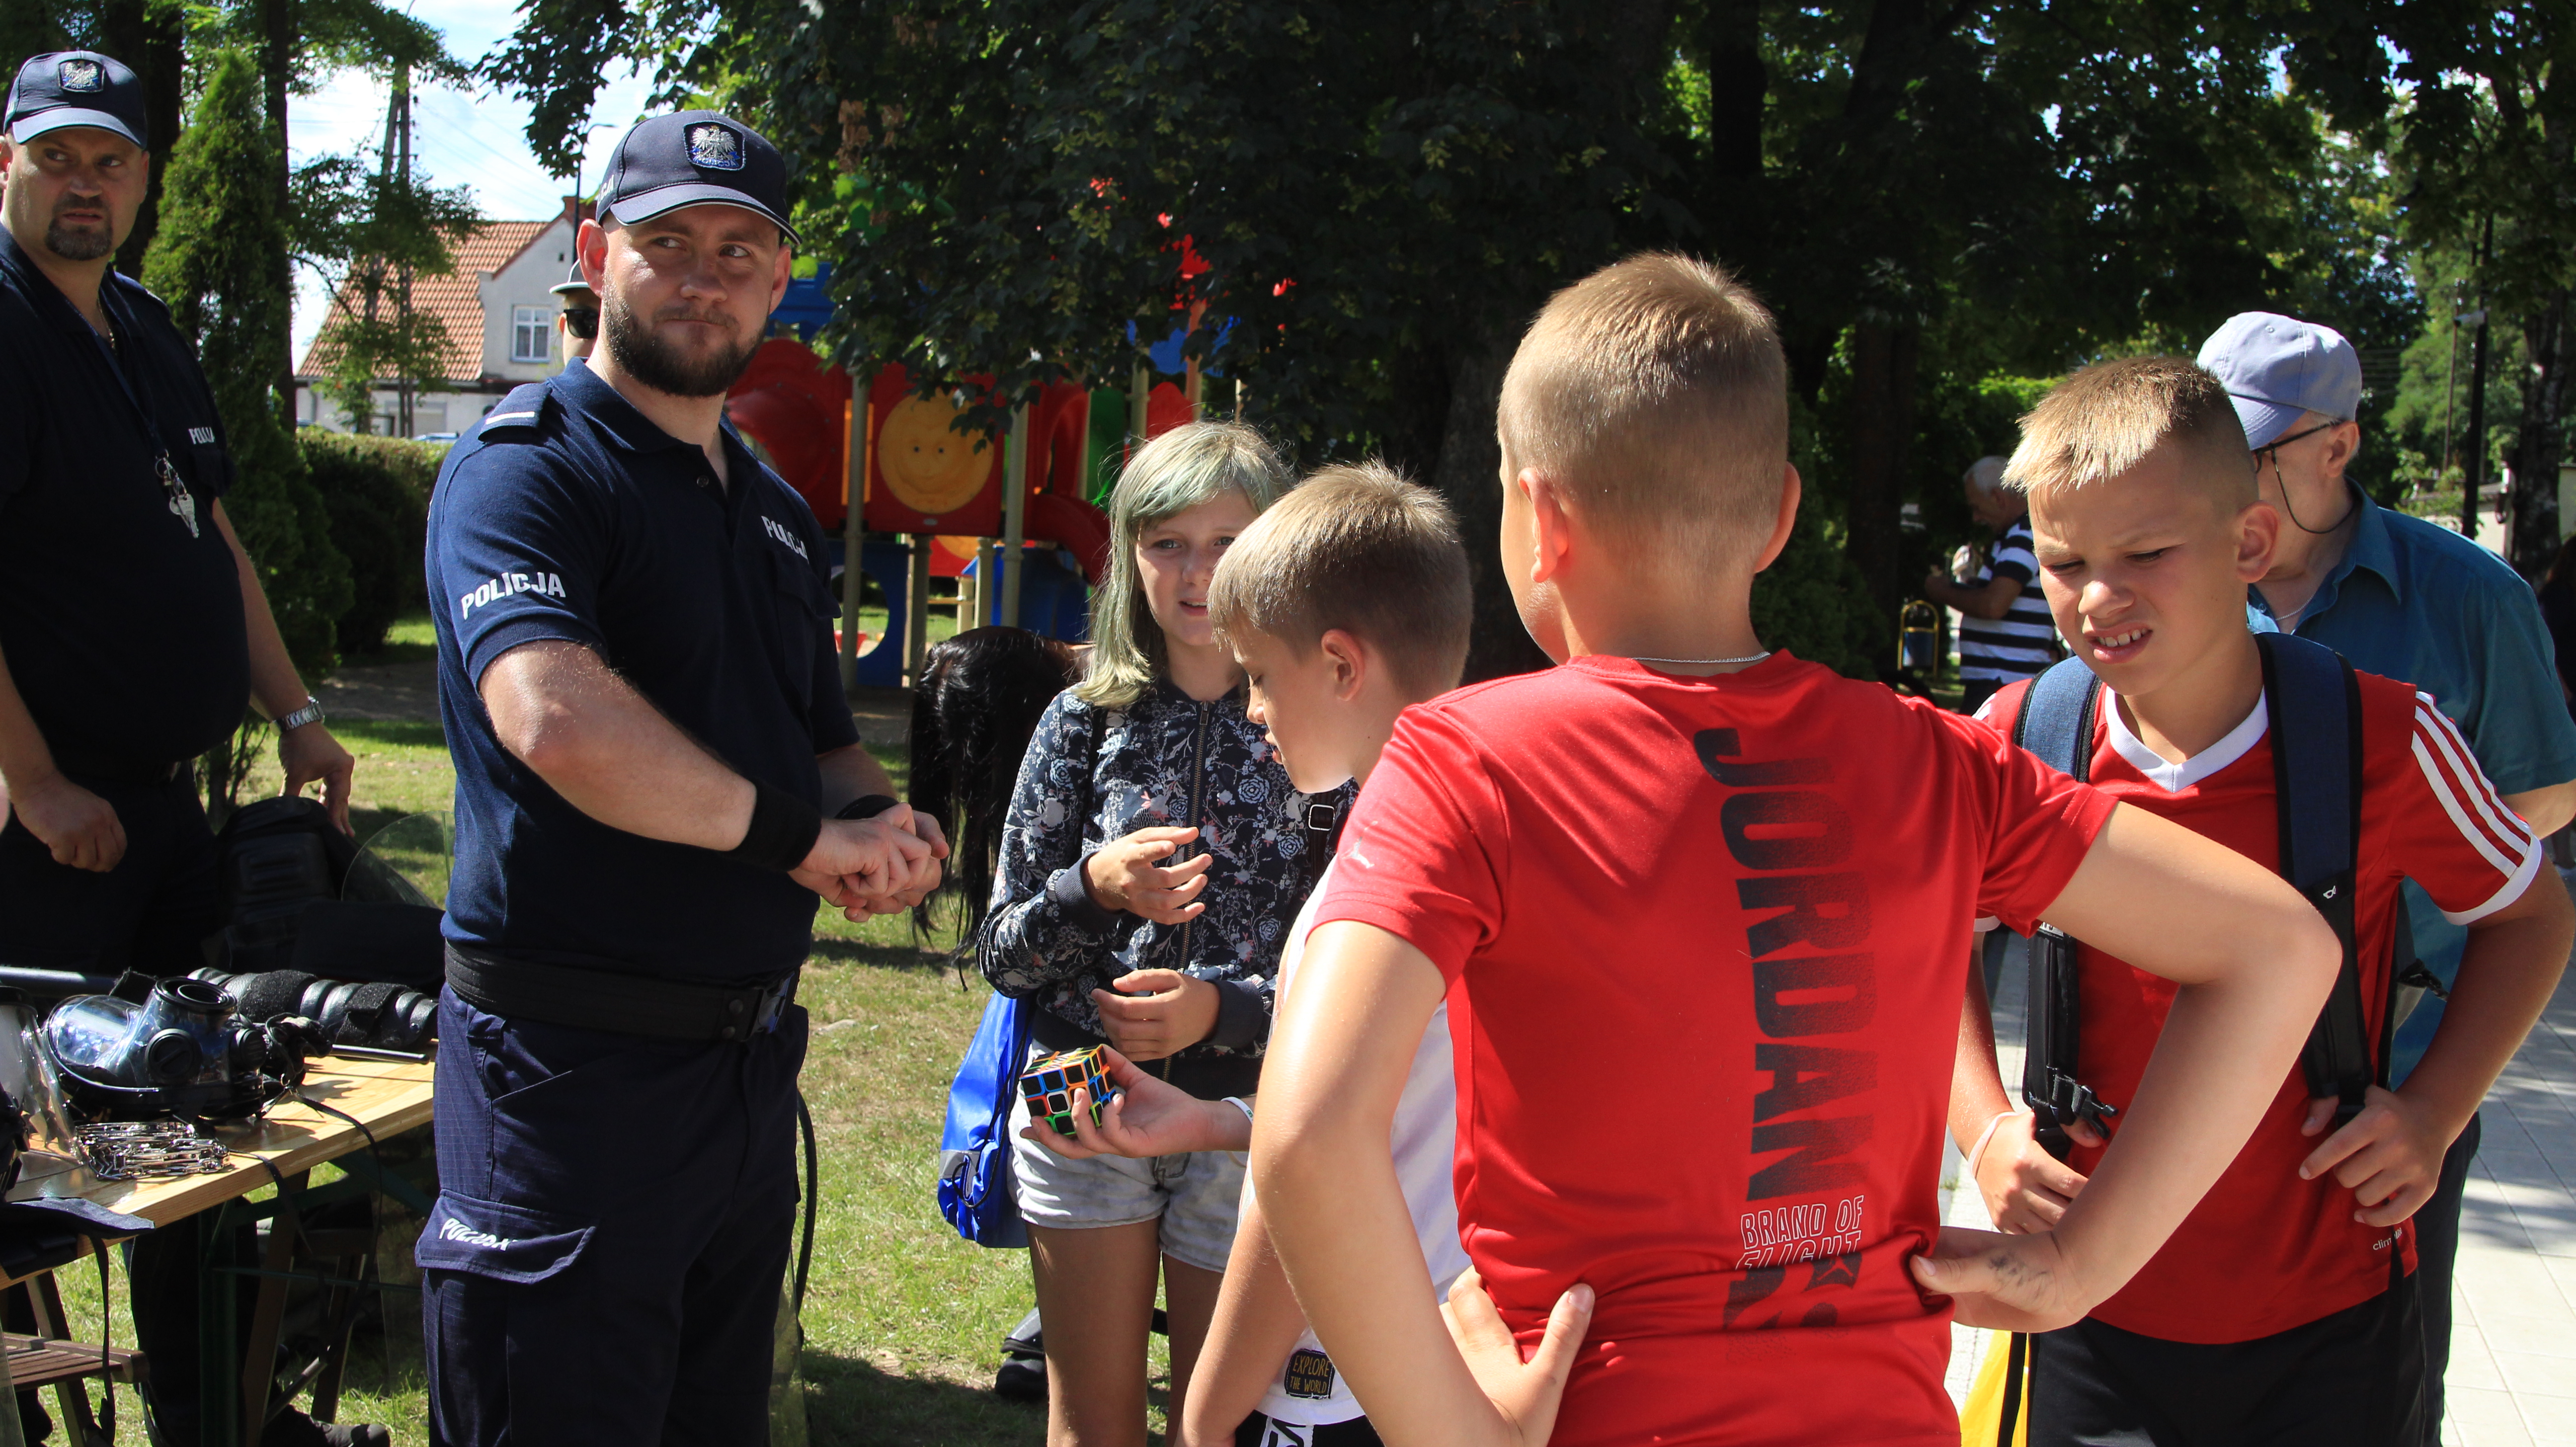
[2005,357,2257,506]
[1208,461,1471,698]
[1498,252,1789,571]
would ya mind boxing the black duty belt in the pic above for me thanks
[56,759,187,789]
[445,946,797,1042]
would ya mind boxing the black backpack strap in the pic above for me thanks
[2256,632,2373,1124]
[2010,658,2117,1160]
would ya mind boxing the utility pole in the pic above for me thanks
[394,62,415,440]
[2440,281,2465,495]
[2460,218,2495,542]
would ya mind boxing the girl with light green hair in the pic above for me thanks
[1076,420,1294,709]
[976,419,1341,1444]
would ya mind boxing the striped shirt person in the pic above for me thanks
[1926,456,2058,714]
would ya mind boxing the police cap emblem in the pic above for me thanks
[59,58,105,92]
[685,123,743,171]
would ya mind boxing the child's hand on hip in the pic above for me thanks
[1443,1267,1595,1447]
[1912,1226,2091,1334]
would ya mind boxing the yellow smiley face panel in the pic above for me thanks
[877,395,997,516]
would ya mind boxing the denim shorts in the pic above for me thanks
[1007,1076,1247,1274]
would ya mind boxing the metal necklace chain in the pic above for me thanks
[1631,651,1773,666]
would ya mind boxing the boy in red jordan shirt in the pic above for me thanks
[1249,253,2350,1447]
[1954,357,2573,1446]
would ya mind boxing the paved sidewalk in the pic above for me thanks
[1942,926,2576,1443]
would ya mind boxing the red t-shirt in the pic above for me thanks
[1315,653,2115,1447]
[1976,672,2541,1343]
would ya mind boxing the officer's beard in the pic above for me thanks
[601,289,760,399]
[44,204,116,261]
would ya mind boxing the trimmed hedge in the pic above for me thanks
[299,431,445,656]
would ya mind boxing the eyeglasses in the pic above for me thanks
[2252,421,2336,459]
[2254,420,2353,536]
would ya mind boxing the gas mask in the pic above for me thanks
[40,977,326,1123]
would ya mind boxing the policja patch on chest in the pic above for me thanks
[1283,1347,1336,1399]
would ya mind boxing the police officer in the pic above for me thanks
[0,51,357,966]
[419,111,946,1444]
[550,261,598,363]
[1,49,377,1447]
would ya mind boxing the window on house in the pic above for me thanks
[512,306,552,364]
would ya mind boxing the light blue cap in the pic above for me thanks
[2195,312,2363,450]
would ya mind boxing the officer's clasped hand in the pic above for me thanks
[795,804,948,917]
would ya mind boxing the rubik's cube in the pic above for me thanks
[1020,1046,1111,1137]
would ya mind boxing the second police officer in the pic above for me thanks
[419,111,946,1444]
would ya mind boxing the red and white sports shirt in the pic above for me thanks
[1976,669,2540,1343]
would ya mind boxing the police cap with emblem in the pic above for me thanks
[596,110,797,244]
[5,51,148,149]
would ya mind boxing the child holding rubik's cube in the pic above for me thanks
[1021,1046,1114,1138]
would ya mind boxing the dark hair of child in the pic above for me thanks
[906,627,1082,955]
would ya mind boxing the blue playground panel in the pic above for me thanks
[831,539,1092,689]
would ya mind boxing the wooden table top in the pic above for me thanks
[5,1056,434,1227]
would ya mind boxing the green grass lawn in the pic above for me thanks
[46,717,1099,1444]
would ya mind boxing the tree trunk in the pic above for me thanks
[2509,289,2569,576]
[101,0,183,278]
[262,0,296,428]
[1428,328,1553,685]
[1844,316,1919,667]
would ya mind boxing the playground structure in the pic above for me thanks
[724,265,1215,689]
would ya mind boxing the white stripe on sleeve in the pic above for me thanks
[2441,840,2544,927]
[2414,694,2537,860]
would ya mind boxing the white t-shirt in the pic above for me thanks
[1249,857,1469,1427]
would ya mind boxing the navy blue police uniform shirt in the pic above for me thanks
[426,360,858,984]
[0,226,248,776]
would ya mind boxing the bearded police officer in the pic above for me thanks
[419,111,945,1445]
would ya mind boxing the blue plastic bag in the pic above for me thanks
[937,989,1033,1248]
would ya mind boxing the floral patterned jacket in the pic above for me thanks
[976,679,1350,1096]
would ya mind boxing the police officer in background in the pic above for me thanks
[550,261,597,363]
[0,53,356,968]
[1,50,377,1447]
[420,111,945,1444]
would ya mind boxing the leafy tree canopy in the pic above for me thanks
[484,0,2499,670]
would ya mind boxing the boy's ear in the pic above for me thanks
[1752,465,1803,574]
[1318,628,1368,702]
[1525,469,1576,585]
[2235,497,2283,582]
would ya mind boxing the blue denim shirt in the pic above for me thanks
[2248,489,2576,1081]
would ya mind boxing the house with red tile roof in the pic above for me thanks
[295,201,589,437]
